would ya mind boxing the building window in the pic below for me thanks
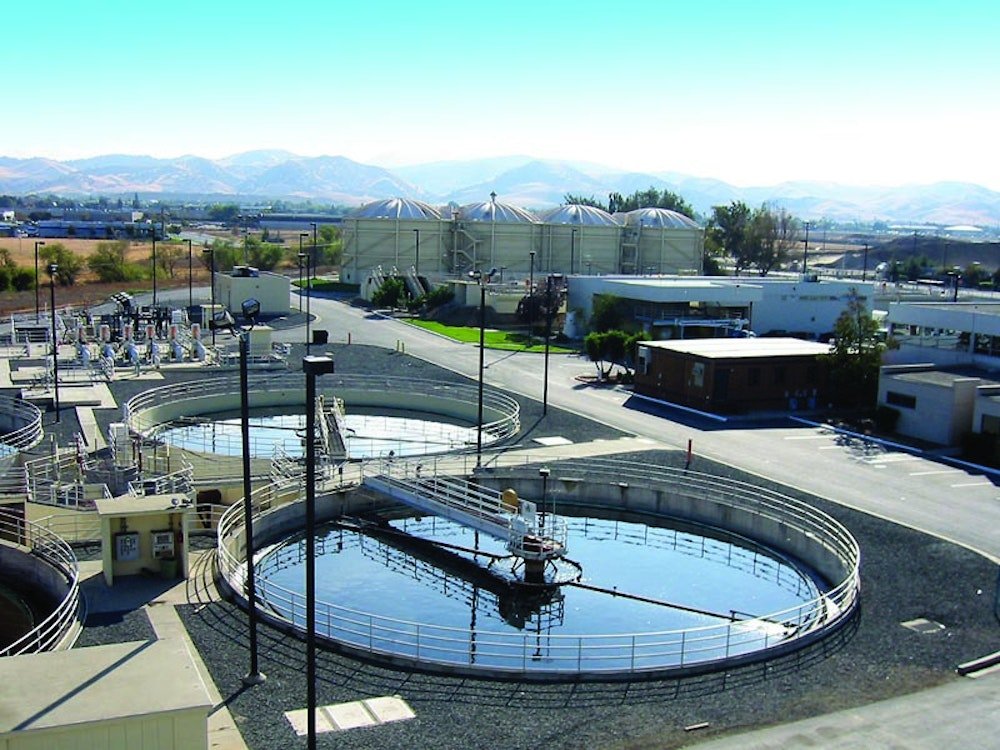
[982,415,1000,435]
[886,391,917,409]
[748,368,760,386]
[636,346,648,376]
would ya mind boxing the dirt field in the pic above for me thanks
[0,237,211,314]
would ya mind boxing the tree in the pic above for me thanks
[88,240,144,282]
[563,194,605,209]
[157,244,186,278]
[316,225,343,267]
[201,240,240,272]
[584,329,649,381]
[589,294,631,333]
[563,188,696,219]
[823,289,891,408]
[706,201,753,274]
[39,243,82,285]
[749,204,797,276]
[371,276,407,308]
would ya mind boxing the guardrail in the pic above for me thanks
[0,396,43,455]
[217,456,860,678]
[0,513,81,657]
[125,373,521,459]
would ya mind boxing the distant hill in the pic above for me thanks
[1,151,999,227]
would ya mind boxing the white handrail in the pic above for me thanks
[0,514,80,656]
[217,457,860,677]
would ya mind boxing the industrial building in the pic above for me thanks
[634,337,833,414]
[567,275,873,339]
[340,196,705,286]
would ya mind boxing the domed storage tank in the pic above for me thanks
[451,196,540,276]
[341,198,448,285]
[617,208,704,275]
[539,204,621,275]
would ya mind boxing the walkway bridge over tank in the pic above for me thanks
[361,457,568,564]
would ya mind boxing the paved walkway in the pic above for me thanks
[687,668,1000,749]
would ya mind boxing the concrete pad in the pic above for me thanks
[533,436,573,446]
[325,701,378,731]
[363,696,416,724]
[284,696,416,736]
[284,707,340,735]
[76,406,108,451]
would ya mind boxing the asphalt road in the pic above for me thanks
[285,293,1000,561]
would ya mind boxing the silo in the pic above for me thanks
[539,204,621,275]
[341,198,448,285]
[618,208,704,275]
[452,197,540,276]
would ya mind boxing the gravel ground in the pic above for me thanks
[75,608,155,648]
[177,448,999,750]
[23,341,999,749]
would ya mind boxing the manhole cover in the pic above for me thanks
[901,617,945,634]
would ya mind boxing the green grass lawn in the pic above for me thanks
[404,319,576,353]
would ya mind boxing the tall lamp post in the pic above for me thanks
[801,221,811,275]
[235,299,265,686]
[528,250,536,345]
[307,223,317,354]
[862,243,869,282]
[298,233,309,315]
[47,263,60,422]
[186,239,194,312]
[151,225,158,307]
[33,241,45,322]
[542,275,560,416]
[570,229,577,275]
[413,228,420,275]
[203,247,216,347]
[469,267,497,467]
[303,355,335,750]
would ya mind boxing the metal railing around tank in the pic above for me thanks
[0,395,43,457]
[216,455,861,678]
[0,513,81,657]
[124,372,521,456]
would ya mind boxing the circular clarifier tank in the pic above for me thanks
[253,505,837,677]
[153,407,494,459]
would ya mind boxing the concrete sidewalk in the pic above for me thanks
[686,669,1000,749]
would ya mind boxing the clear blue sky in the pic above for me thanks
[4,0,999,189]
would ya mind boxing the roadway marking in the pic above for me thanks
[867,455,920,464]
[950,481,994,488]
[818,445,842,450]
[784,434,836,440]
[910,469,965,477]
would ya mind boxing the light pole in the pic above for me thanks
[203,247,216,347]
[236,299,265,687]
[303,354,334,750]
[187,239,193,312]
[543,275,552,415]
[469,267,496,467]
[151,225,158,307]
[47,263,60,422]
[413,228,420,275]
[801,221,811,275]
[570,229,577,275]
[862,243,869,282]
[529,250,535,292]
[298,232,309,314]
[307,223,317,354]
[539,467,550,528]
[528,250,536,345]
[33,241,45,322]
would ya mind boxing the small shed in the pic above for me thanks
[634,337,832,414]
[96,494,193,586]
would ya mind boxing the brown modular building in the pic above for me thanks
[634,337,833,414]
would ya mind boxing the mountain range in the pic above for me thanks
[1,151,998,227]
